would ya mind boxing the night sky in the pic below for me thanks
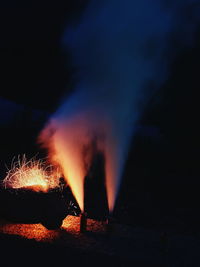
[0,1,199,115]
[0,1,88,111]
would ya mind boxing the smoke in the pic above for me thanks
[39,0,200,212]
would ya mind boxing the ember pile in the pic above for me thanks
[0,215,107,241]
[0,215,135,257]
[0,155,77,229]
[0,154,109,230]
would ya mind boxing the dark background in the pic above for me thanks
[0,1,88,164]
[0,1,200,231]
[0,1,89,111]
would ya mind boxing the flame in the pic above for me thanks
[3,155,60,192]
[104,130,128,212]
[52,132,85,211]
[39,113,124,213]
[40,116,93,211]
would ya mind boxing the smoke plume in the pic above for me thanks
[39,0,200,212]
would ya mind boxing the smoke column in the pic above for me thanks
[39,0,200,212]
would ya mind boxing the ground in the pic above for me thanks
[0,215,200,267]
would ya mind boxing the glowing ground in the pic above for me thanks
[0,216,108,242]
[1,216,199,266]
[0,215,135,256]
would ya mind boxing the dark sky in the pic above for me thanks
[0,1,199,119]
[0,1,88,112]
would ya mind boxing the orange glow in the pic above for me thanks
[3,155,60,192]
[0,216,105,242]
[39,113,122,213]
[52,130,85,211]
[0,221,60,241]
[104,132,122,212]
[39,115,96,211]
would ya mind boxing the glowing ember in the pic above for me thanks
[0,216,106,241]
[0,221,60,241]
[2,155,60,192]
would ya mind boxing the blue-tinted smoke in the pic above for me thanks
[40,0,200,211]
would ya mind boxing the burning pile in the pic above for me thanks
[0,154,111,232]
[2,155,60,192]
[0,155,72,230]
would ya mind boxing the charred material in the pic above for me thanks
[106,216,115,235]
[84,142,109,221]
[80,212,87,233]
[0,183,75,230]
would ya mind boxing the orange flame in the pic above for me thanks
[52,130,85,211]
[40,115,93,211]
[39,112,124,213]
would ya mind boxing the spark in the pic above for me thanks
[2,155,61,192]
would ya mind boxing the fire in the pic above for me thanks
[2,155,60,192]
[40,116,92,212]
[52,132,85,211]
[39,114,122,213]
